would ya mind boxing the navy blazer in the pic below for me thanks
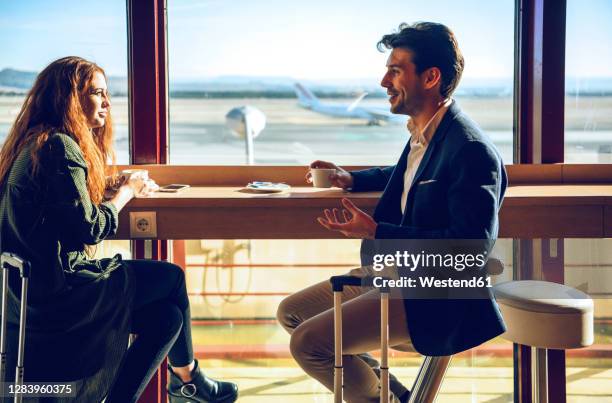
[350,101,507,356]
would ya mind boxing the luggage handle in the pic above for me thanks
[330,275,390,292]
[1,254,30,279]
[330,275,364,291]
[1,252,30,403]
[330,275,390,403]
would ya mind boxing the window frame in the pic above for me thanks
[126,1,580,402]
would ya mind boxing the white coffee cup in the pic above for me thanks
[121,169,153,197]
[121,169,149,181]
[311,168,336,188]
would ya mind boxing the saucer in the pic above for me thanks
[245,182,291,193]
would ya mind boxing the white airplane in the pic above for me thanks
[294,83,406,126]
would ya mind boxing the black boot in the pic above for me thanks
[168,359,238,403]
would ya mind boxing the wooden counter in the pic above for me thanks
[114,184,612,239]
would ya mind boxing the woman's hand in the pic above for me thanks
[142,178,160,195]
[125,175,159,198]
[104,176,123,201]
[108,175,159,212]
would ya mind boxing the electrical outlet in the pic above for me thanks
[129,211,157,238]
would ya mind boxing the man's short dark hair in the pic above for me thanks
[378,22,464,98]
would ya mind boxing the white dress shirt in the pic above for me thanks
[400,99,452,214]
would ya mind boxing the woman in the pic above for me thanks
[0,56,238,403]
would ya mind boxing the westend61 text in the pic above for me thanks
[373,276,492,289]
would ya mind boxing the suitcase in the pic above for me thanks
[330,275,391,403]
[1,252,30,403]
[330,275,458,403]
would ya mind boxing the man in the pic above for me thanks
[277,22,507,402]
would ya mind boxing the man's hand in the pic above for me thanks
[317,198,377,239]
[306,160,354,189]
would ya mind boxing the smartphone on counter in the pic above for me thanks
[158,184,190,193]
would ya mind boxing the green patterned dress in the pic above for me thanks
[0,132,134,402]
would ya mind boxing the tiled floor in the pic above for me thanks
[195,358,612,402]
[188,320,612,402]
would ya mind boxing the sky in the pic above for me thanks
[0,0,611,81]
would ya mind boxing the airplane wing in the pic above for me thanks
[363,106,408,124]
[347,92,368,112]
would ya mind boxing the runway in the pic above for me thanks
[2,95,612,165]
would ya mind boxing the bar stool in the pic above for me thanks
[493,280,594,403]
[393,256,506,402]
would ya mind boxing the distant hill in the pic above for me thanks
[0,68,36,90]
[0,68,128,95]
[1,68,611,98]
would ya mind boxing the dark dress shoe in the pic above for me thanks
[168,359,238,403]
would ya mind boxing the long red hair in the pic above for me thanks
[0,56,115,204]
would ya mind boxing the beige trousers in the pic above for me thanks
[276,266,413,403]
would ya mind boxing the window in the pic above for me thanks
[0,0,130,163]
[0,0,131,296]
[167,0,514,165]
[564,239,612,401]
[565,0,612,163]
[167,2,515,400]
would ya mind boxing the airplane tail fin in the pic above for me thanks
[294,83,319,107]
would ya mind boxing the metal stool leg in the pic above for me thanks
[532,347,548,403]
[408,355,452,403]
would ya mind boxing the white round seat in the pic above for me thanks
[494,280,594,349]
